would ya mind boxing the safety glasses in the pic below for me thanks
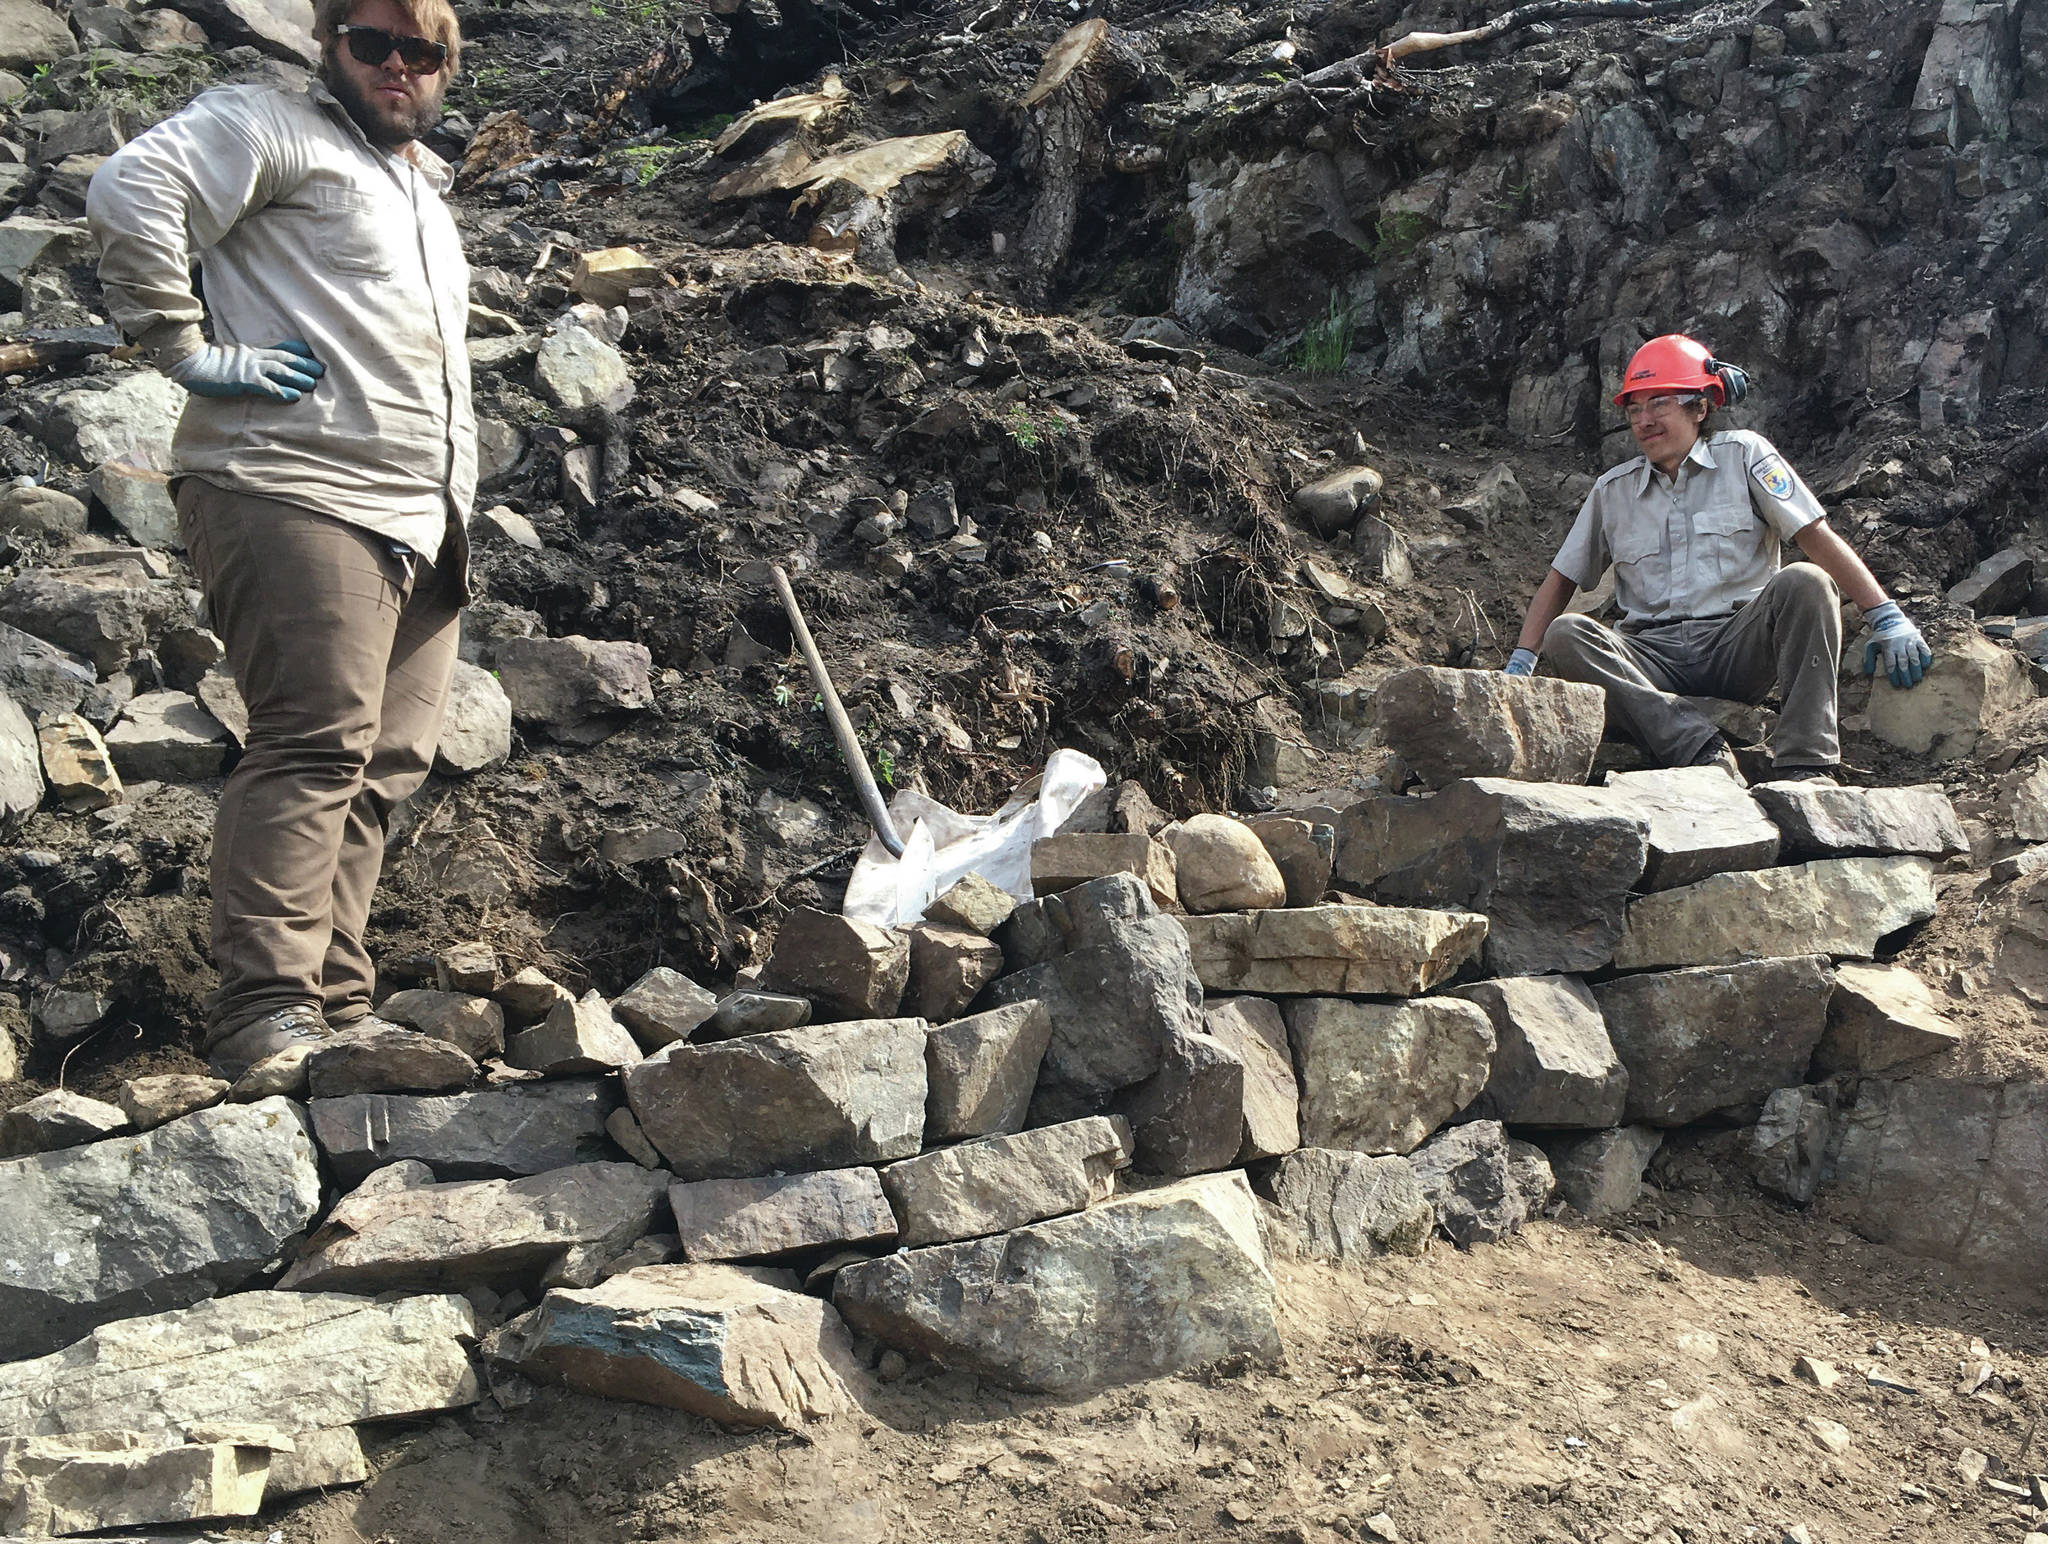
[1623,393,1703,423]
[333,23,448,75]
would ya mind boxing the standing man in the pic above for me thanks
[1505,334,1931,781]
[87,0,476,1076]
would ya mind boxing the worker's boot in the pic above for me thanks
[207,1004,333,1080]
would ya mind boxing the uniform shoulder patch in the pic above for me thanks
[1750,452,1795,502]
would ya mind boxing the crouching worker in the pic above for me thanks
[85,0,476,1075]
[1505,334,1930,782]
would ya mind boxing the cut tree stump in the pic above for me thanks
[790,132,997,271]
[1016,19,1143,303]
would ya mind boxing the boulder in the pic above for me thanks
[160,0,317,64]
[903,923,1003,1021]
[1594,955,1834,1125]
[42,374,185,469]
[0,567,180,677]
[493,966,575,1027]
[1748,781,1969,859]
[1284,996,1496,1155]
[308,1079,617,1184]
[0,1089,127,1156]
[1816,961,1963,1075]
[102,690,227,781]
[501,1264,861,1429]
[1372,667,1605,789]
[304,1025,477,1098]
[623,1016,927,1180]
[89,459,180,550]
[506,990,642,1074]
[0,1291,480,1438]
[117,1075,227,1132]
[1600,766,1782,889]
[986,873,1204,1122]
[0,483,87,538]
[834,1172,1280,1392]
[701,988,811,1041]
[1947,546,2032,614]
[373,988,505,1061]
[612,967,718,1050]
[1161,814,1286,912]
[0,0,76,71]
[433,659,513,775]
[761,906,910,1021]
[571,247,661,307]
[0,1430,270,1536]
[1407,1120,1527,1246]
[2003,762,2048,842]
[1057,778,1169,837]
[1866,632,2031,760]
[1028,832,1178,908]
[924,872,1018,934]
[494,635,652,743]
[1747,1086,1830,1204]
[1291,464,1383,537]
[534,316,636,418]
[1612,857,1937,971]
[1202,995,1300,1161]
[1245,815,1334,908]
[0,1098,323,1360]
[1338,779,1649,974]
[1455,975,1627,1128]
[1176,903,1488,997]
[670,1168,896,1261]
[278,1161,669,1293]
[37,713,120,811]
[880,1115,1130,1247]
[1545,1126,1663,1218]
[923,999,1052,1140]
[0,687,39,831]
[265,1427,369,1502]
[1259,1149,1433,1261]
[1118,1029,1243,1176]
[0,622,95,720]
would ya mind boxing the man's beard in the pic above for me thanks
[322,56,446,149]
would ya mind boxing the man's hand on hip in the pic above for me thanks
[1862,600,1933,688]
[166,340,326,401]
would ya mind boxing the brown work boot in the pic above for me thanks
[207,1005,333,1080]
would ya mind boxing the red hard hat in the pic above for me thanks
[1613,333,1726,406]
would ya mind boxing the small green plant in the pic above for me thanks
[874,749,896,787]
[1004,404,1066,451]
[1372,209,1429,261]
[1293,291,1357,376]
[675,112,736,143]
[773,683,792,708]
[587,3,608,16]
[616,144,681,185]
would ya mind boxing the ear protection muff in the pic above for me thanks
[1707,360,1749,405]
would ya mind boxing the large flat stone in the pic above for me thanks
[623,1016,927,1181]
[304,1025,477,1098]
[0,1090,126,1157]
[503,1264,863,1429]
[0,1431,269,1536]
[923,1000,1052,1141]
[834,1172,1280,1393]
[1600,766,1781,890]
[1749,781,1969,859]
[1176,904,1488,997]
[0,1098,323,1360]
[1029,832,1178,908]
[0,1291,480,1439]
[308,1080,617,1185]
[878,1115,1129,1246]
[1260,1149,1433,1262]
[278,1162,668,1294]
[373,988,506,1061]
[1594,956,1834,1125]
[1612,858,1937,971]
[1202,996,1300,1162]
[1338,779,1649,975]
[670,1168,896,1261]
[1456,975,1626,1128]
[1283,997,1496,1155]
[1372,666,1604,788]
[1816,962,1963,1075]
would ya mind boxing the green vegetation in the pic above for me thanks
[1293,291,1357,376]
[1372,209,1429,261]
[1003,404,1067,452]
[675,112,737,143]
[616,144,683,185]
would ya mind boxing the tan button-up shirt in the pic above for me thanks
[85,81,475,564]
[1550,430,1826,626]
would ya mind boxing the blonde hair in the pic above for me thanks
[314,0,462,75]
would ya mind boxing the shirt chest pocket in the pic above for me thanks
[1606,512,1670,609]
[1693,500,1763,581]
[310,185,399,278]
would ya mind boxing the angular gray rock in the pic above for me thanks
[1947,545,2031,614]
[1749,781,1969,860]
[493,966,575,1027]
[506,990,642,1074]
[1202,995,1300,1162]
[1284,996,1495,1155]
[1748,1086,1831,1205]
[1162,813,1287,913]
[373,988,505,1061]
[1338,779,1649,975]
[534,316,636,417]
[925,871,1019,935]
[1119,1029,1244,1176]
[623,1016,927,1180]
[104,689,228,781]
[433,659,513,776]
[1545,1126,1663,1218]
[1029,831,1179,907]
[1601,766,1782,890]
[117,1075,227,1132]
[0,1430,271,1536]
[0,1089,127,1157]
[670,1168,896,1261]
[1176,904,1488,997]
[304,1025,477,1098]
[701,988,811,1041]
[494,635,652,743]
[0,483,88,538]
[834,1172,1280,1393]
[985,873,1203,1123]
[1594,955,1834,1125]
[1372,666,1605,789]
[1507,1137,1556,1216]
[0,1098,323,1359]
[1292,463,1382,536]
[1456,975,1627,1128]
[1815,961,1963,1075]
[0,688,40,831]
[1260,1149,1433,1262]
[265,1427,370,1502]
[604,1107,664,1169]
[1408,1120,1529,1247]
[502,1264,861,1429]
[760,906,911,1022]
[308,1080,617,1184]
[90,459,181,550]
[923,999,1052,1141]
[1612,858,1937,971]
[1246,815,1334,908]
[278,1161,669,1293]
[162,0,318,64]
[881,1116,1129,1247]
[42,373,185,469]
[0,621,95,720]
[613,967,719,1049]
[903,923,1003,1021]
[0,567,181,677]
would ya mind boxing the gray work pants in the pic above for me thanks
[1542,563,1842,769]
[176,479,462,1044]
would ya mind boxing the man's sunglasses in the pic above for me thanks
[333,23,448,75]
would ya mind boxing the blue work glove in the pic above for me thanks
[1504,648,1538,677]
[166,340,325,401]
[1862,600,1933,688]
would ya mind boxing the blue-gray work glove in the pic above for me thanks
[1862,600,1932,688]
[1504,647,1538,677]
[166,340,325,401]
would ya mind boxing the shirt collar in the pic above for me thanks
[1634,433,1718,494]
[306,79,455,191]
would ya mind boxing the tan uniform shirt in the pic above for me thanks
[1550,430,1826,626]
[86,81,475,562]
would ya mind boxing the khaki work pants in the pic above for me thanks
[1541,563,1843,770]
[176,480,462,1045]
